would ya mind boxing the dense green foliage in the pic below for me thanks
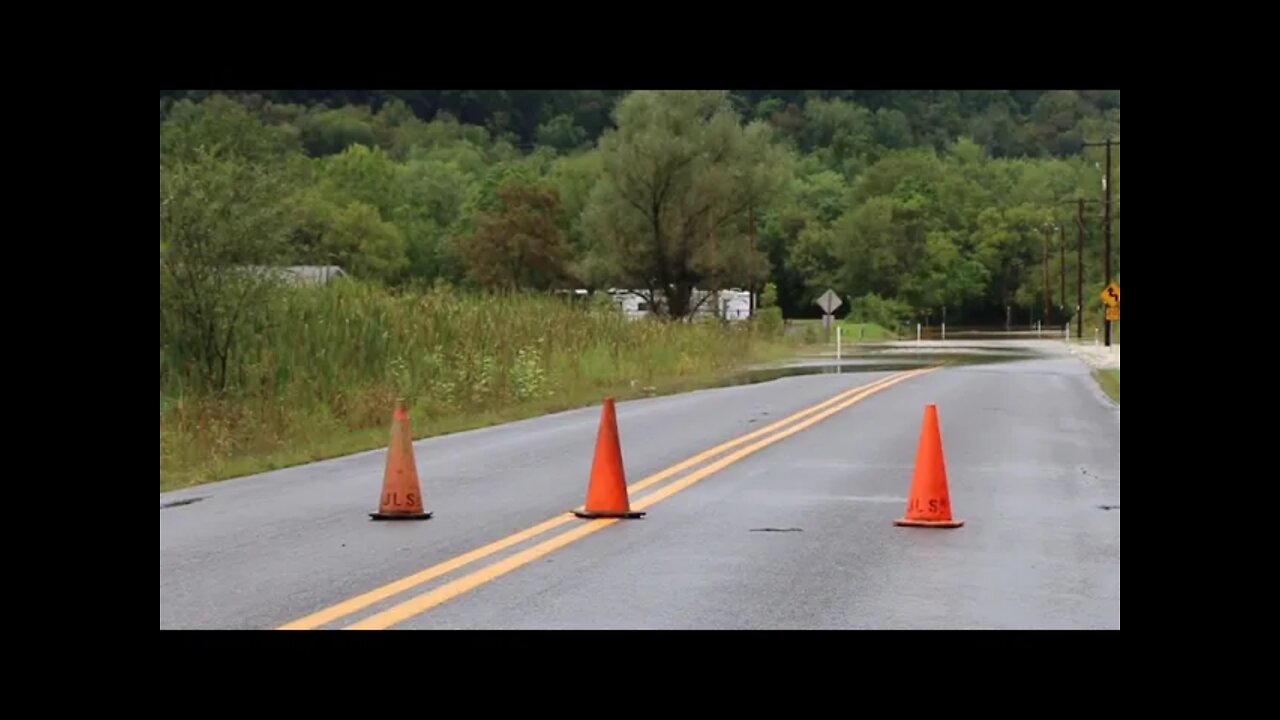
[160,89,1119,325]
[160,89,1121,486]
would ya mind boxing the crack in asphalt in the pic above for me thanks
[160,497,207,510]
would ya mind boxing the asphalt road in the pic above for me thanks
[159,342,1120,630]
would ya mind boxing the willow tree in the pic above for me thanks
[582,91,791,319]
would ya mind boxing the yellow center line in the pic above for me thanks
[611,369,908,499]
[342,366,936,630]
[276,515,572,630]
[278,369,915,631]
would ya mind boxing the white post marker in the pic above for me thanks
[917,323,921,342]
[942,322,946,341]
[836,325,842,360]
[1065,322,1070,342]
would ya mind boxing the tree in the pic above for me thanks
[581,91,790,319]
[160,94,297,163]
[159,149,290,392]
[459,179,572,289]
[327,202,408,281]
[299,108,376,157]
[535,114,589,152]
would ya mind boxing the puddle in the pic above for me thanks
[726,351,1036,387]
[888,327,1067,342]
[856,347,1040,362]
[922,332,1056,341]
[729,363,926,385]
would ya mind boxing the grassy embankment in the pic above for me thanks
[1093,369,1120,404]
[160,282,804,491]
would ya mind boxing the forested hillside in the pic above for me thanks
[159,89,1120,323]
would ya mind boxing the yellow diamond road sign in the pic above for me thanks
[1100,281,1120,307]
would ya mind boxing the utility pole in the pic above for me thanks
[1104,138,1113,347]
[1076,200,1084,339]
[1042,226,1051,322]
[1059,224,1066,321]
[748,204,756,318]
[1084,138,1120,347]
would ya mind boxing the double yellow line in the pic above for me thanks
[279,365,936,630]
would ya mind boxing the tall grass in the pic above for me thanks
[160,280,791,489]
[1092,369,1120,404]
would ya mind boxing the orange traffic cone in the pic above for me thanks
[573,397,644,519]
[370,399,433,521]
[894,404,963,528]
